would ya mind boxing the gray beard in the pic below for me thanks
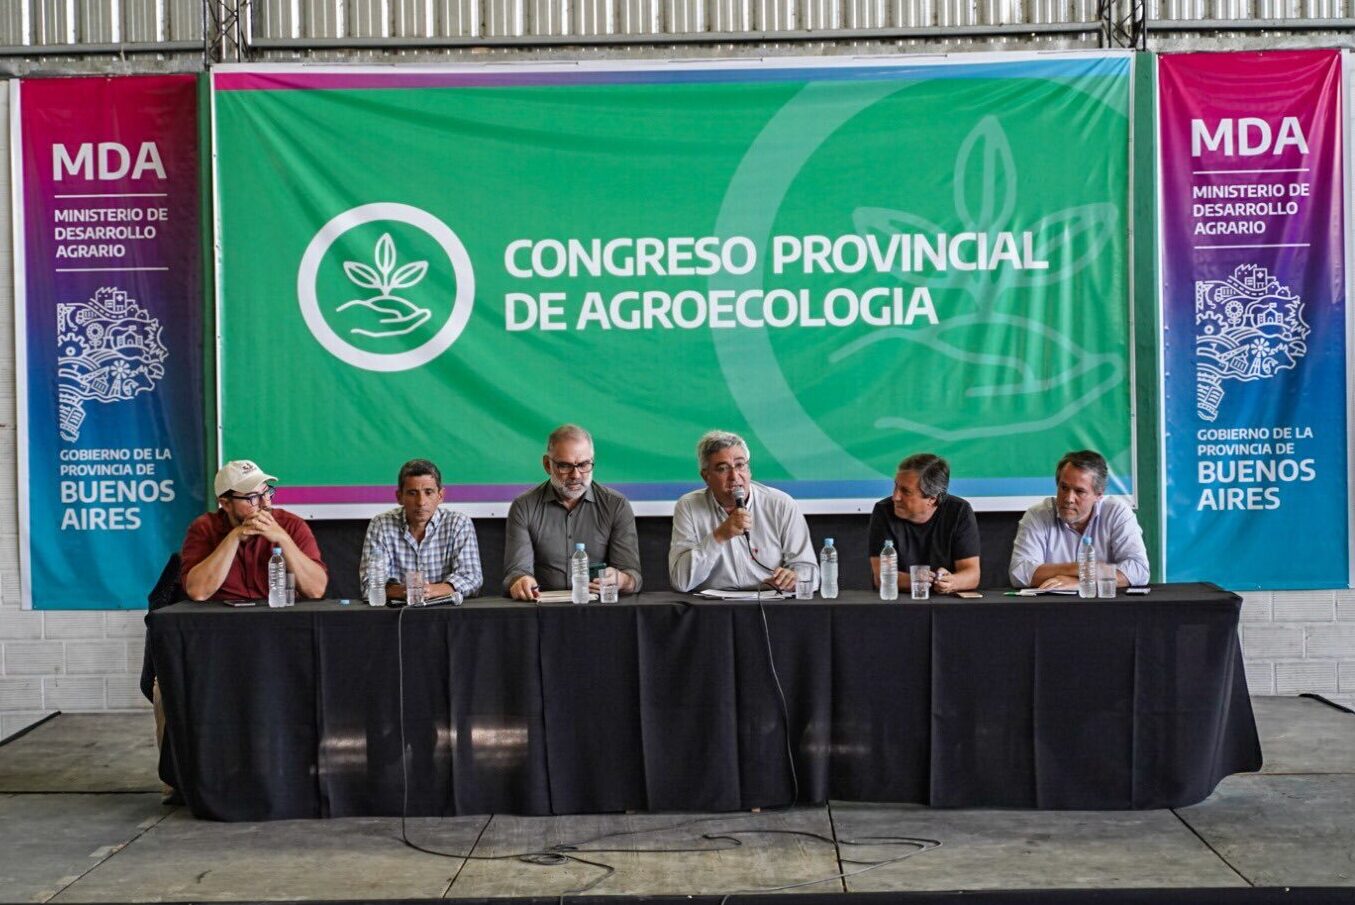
[550,474,591,500]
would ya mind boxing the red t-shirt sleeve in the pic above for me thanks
[178,514,217,585]
[284,515,329,575]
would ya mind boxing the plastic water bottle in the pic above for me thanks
[366,565,386,608]
[819,538,839,599]
[879,539,899,601]
[267,546,287,607]
[570,543,590,605]
[1077,534,1097,599]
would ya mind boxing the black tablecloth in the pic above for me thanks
[150,584,1262,820]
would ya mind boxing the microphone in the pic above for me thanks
[731,485,749,537]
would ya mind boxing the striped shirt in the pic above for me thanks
[359,507,483,596]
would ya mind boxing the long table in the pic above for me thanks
[149,584,1262,821]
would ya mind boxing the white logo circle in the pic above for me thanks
[297,202,475,372]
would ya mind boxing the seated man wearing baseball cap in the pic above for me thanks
[158,461,330,804]
[180,460,329,601]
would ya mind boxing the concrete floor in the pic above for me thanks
[0,696,1352,901]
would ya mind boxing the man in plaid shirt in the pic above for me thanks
[359,459,483,601]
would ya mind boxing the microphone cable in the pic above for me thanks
[392,594,940,896]
[395,604,626,891]
[742,533,783,578]
[757,600,799,809]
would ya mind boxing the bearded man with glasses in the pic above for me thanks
[503,425,642,600]
[179,460,329,601]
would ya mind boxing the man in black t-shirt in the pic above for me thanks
[868,454,981,595]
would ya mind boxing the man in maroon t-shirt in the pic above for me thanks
[158,461,329,804]
[179,460,328,601]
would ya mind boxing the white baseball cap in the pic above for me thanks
[214,460,278,498]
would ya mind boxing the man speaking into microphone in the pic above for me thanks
[668,430,817,594]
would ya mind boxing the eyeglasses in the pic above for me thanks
[550,459,594,475]
[707,461,750,477]
[226,486,276,506]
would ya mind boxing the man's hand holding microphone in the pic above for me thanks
[715,485,753,542]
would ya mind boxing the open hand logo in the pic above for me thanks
[298,202,475,373]
[337,233,432,338]
[710,95,1128,487]
[843,115,1123,442]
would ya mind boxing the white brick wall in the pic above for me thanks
[1272,591,1336,622]
[1336,590,1355,621]
[1238,624,1303,659]
[1337,661,1355,693]
[1245,660,1276,696]
[0,82,150,741]
[1276,661,1339,696]
[1239,589,1355,699]
[0,677,43,711]
[42,612,106,639]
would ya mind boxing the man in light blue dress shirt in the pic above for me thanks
[1009,449,1150,590]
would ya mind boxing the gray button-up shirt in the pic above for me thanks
[668,482,818,593]
[502,480,643,592]
[1008,496,1150,588]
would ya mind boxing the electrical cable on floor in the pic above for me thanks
[711,831,941,893]
[396,605,628,893]
[393,597,940,896]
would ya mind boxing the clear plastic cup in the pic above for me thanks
[598,568,619,604]
[405,570,426,607]
[1097,563,1117,598]
[795,564,815,599]
[910,565,932,600]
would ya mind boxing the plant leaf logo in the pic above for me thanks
[843,114,1123,441]
[297,202,475,373]
[1195,264,1309,423]
[337,233,432,338]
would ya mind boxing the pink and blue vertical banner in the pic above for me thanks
[1160,51,1348,589]
[13,75,206,609]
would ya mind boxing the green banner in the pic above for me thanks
[212,55,1134,514]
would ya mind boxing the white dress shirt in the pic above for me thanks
[668,482,818,593]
